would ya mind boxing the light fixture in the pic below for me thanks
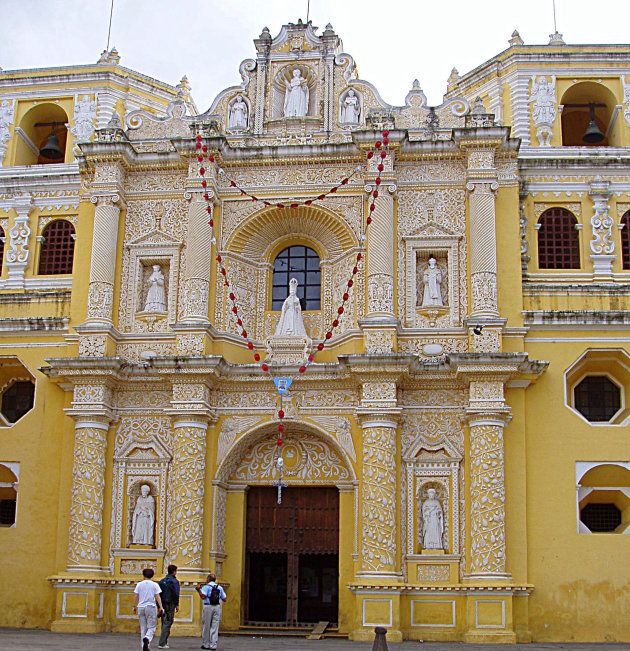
[472,325,484,336]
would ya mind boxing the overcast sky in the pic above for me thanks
[2,0,629,111]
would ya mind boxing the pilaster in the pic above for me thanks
[5,193,34,290]
[588,177,615,278]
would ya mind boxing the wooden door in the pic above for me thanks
[245,486,339,626]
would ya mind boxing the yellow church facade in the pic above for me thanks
[0,22,629,644]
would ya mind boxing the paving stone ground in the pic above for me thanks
[1,629,629,651]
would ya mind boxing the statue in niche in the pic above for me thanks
[421,257,443,307]
[131,484,155,545]
[421,488,444,551]
[340,89,360,124]
[228,94,248,130]
[284,69,309,118]
[275,277,307,336]
[144,265,167,312]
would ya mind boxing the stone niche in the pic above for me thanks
[404,234,462,329]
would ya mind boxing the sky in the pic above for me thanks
[2,0,629,112]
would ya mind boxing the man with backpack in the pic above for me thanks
[195,573,227,650]
[157,564,180,649]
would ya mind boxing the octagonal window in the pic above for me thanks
[580,503,622,533]
[1,381,35,424]
[574,376,621,422]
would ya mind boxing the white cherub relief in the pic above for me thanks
[0,100,15,162]
[71,95,97,143]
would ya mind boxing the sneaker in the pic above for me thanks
[158,646,169,649]
[143,637,150,651]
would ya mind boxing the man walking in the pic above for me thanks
[133,568,164,651]
[196,573,227,650]
[157,564,180,649]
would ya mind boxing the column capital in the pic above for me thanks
[466,179,499,194]
[90,191,125,208]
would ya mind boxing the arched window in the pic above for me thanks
[38,220,75,275]
[537,208,580,269]
[0,464,18,527]
[621,210,630,271]
[14,103,69,166]
[272,245,321,310]
[0,226,4,276]
[560,81,618,147]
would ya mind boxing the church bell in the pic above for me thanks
[582,104,605,144]
[40,130,64,160]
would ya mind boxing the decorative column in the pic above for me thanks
[5,193,34,290]
[66,382,113,571]
[466,177,499,318]
[86,193,122,325]
[181,190,213,324]
[253,27,271,134]
[464,373,511,581]
[362,180,398,354]
[356,381,400,580]
[588,177,615,278]
[166,380,214,574]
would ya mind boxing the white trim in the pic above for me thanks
[115,591,137,620]
[61,591,88,618]
[576,461,630,485]
[475,599,505,629]
[177,594,194,623]
[525,337,630,342]
[362,598,393,628]
[97,593,104,619]
[73,419,110,431]
[411,598,456,628]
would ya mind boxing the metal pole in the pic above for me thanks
[106,0,115,52]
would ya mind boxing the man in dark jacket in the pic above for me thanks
[157,564,180,649]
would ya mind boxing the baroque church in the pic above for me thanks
[0,20,629,644]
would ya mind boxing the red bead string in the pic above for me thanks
[195,130,390,447]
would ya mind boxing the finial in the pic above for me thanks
[509,30,524,46]
[548,31,565,45]
[472,97,487,114]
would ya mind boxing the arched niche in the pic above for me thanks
[0,463,18,527]
[14,103,70,165]
[271,65,318,119]
[576,462,630,534]
[560,82,619,146]
[220,203,361,340]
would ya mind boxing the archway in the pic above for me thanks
[560,82,619,146]
[214,420,356,628]
[14,103,69,165]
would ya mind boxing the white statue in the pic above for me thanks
[340,89,361,124]
[144,265,167,312]
[228,94,248,130]
[132,484,155,545]
[421,488,444,551]
[284,69,309,118]
[70,95,97,143]
[275,277,307,336]
[421,258,443,307]
[530,75,557,146]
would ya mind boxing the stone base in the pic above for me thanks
[265,335,311,365]
[464,630,517,644]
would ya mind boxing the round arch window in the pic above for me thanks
[272,246,321,311]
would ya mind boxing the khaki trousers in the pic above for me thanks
[201,603,222,649]
[138,604,157,644]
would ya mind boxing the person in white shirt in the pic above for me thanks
[133,568,164,651]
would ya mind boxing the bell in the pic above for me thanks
[40,131,64,160]
[582,105,605,144]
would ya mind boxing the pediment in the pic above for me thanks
[128,229,182,248]
[406,221,459,239]
[117,437,171,462]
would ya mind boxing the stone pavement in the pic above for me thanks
[1,629,630,650]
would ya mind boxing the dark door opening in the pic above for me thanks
[245,486,339,626]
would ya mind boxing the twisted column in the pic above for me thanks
[181,190,213,323]
[87,193,121,324]
[67,417,110,570]
[365,184,396,317]
[467,180,499,316]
